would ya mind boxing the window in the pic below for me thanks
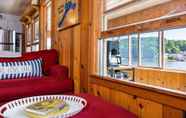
[140,32,160,67]
[26,46,31,52]
[46,4,52,32]
[131,34,138,66]
[106,37,120,67]
[34,17,39,43]
[25,16,40,52]
[164,28,186,70]
[99,29,186,93]
[27,25,32,45]
[32,44,39,52]
[119,36,129,65]
[106,36,129,67]
[100,29,186,75]
[44,0,52,49]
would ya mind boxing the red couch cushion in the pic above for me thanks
[0,78,73,103]
[73,94,137,118]
[0,49,58,75]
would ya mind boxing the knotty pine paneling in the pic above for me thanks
[73,25,81,94]
[53,25,81,94]
[51,0,101,93]
[134,68,186,92]
[89,76,186,118]
[163,106,185,118]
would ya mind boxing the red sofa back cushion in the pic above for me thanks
[0,49,58,75]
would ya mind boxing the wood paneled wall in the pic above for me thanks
[89,76,186,118]
[134,68,186,92]
[37,0,186,117]
[49,0,101,93]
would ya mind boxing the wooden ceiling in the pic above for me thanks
[0,0,30,16]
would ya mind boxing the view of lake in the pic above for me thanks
[166,61,186,70]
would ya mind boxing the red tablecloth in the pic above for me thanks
[73,94,137,118]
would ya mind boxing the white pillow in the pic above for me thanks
[0,58,42,80]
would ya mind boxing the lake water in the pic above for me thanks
[166,62,186,70]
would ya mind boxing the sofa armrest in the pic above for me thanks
[48,65,69,80]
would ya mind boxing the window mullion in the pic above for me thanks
[138,33,141,66]
[128,35,131,66]
[161,31,165,69]
[159,31,162,68]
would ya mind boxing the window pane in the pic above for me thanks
[107,37,120,67]
[27,25,32,45]
[106,36,129,67]
[164,28,186,70]
[105,37,131,79]
[34,18,39,43]
[47,37,51,49]
[32,44,39,52]
[140,32,160,67]
[26,46,31,52]
[47,3,52,31]
[131,34,138,66]
[119,36,129,65]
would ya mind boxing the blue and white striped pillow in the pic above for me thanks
[0,58,42,80]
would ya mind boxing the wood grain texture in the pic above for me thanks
[134,68,186,92]
[102,14,186,38]
[163,106,185,118]
[90,75,186,111]
[108,0,186,29]
[73,25,81,94]
[89,75,185,118]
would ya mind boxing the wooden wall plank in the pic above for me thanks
[79,0,91,92]
[138,98,163,118]
[134,68,186,92]
[73,25,81,94]
[163,106,185,118]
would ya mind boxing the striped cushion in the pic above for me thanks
[0,58,42,80]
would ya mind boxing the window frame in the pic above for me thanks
[138,31,162,68]
[162,27,186,71]
[43,0,52,50]
[101,27,186,71]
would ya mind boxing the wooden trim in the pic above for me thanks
[57,23,80,32]
[90,74,186,111]
[107,0,186,29]
[101,13,186,38]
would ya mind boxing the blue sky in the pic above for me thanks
[164,28,186,40]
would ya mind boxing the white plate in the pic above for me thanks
[0,95,87,118]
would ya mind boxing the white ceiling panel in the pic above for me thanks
[0,0,30,16]
[105,0,172,19]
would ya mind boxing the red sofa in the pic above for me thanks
[0,49,74,104]
[73,94,137,118]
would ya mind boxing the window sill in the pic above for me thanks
[111,65,186,74]
[90,74,186,99]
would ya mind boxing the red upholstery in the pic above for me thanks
[0,78,73,103]
[48,65,69,80]
[73,94,137,118]
[0,49,74,104]
[0,49,58,75]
